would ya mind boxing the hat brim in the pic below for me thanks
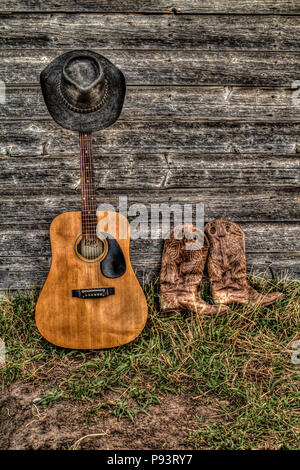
[40,50,126,133]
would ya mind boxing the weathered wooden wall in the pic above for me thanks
[0,1,300,290]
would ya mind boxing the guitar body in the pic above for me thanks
[36,211,148,349]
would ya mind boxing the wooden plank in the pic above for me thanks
[1,50,299,86]
[133,252,300,279]
[1,252,299,291]
[2,1,300,14]
[1,222,299,257]
[1,154,299,191]
[2,14,300,51]
[3,85,300,122]
[1,251,299,273]
[1,120,299,157]
[0,188,299,224]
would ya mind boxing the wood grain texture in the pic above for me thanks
[1,222,299,257]
[1,50,299,86]
[1,154,299,191]
[2,14,300,51]
[35,210,148,349]
[1,121,299,156]
[1,187,299,225]
[1,253,299,292]
[1,5,299,289]
[2,1,300,14]
[3,86,300,121]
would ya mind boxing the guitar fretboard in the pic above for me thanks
[79,132,97,240]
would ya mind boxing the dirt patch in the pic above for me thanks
[0,382,225,450]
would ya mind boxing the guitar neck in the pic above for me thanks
[79,132,97,240]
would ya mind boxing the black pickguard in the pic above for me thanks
[100,233,126,278]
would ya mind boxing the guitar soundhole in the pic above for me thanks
[76,236,106,261]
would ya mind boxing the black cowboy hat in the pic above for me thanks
[40,50,126,132]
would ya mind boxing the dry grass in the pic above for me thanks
[0,275,299,449]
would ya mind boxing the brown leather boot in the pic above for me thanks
[160,224,228,315]
[204,219,285,306]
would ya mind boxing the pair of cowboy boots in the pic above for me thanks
[160,220,284,315]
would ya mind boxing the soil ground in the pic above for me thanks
[0,382,224,450]
[0,280,299,450]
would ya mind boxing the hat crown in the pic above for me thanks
[60,55,107,112]
[40,49,126,132]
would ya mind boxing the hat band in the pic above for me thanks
[58,79,109,114]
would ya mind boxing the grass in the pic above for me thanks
[0,275,299,450]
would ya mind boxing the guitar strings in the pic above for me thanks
[80,132,98,261]
[85,132,92,261]
[88,133,97,259]
[85,132,101,288]
[81,133,89,260]
[87,132,93,260]
[87,133,101,287]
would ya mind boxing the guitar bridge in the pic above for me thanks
[72,288,115,299]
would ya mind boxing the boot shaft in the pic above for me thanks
[204,218,248,291]
[160,224,209,288]
[204,218,284,306]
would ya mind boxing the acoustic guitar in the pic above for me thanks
[36,132,148,349]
